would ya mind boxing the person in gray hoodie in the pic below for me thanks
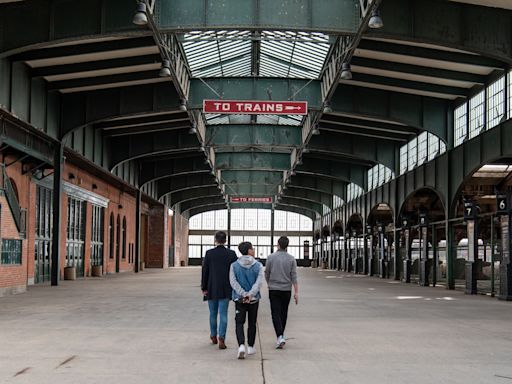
[265,236,298,349]
[229,241,264,359]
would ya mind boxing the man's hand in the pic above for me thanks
[243,295,252,303]
[202,290,208,296]
[294,293,298,305]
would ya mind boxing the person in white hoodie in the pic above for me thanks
[229,242,264,359]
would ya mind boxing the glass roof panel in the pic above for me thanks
[180,30,331,79]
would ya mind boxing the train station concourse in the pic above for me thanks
[1,0,512,382]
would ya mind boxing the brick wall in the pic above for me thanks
[174,212,189,267]
[146,204,170,268]
[0,154,167,296]
[0,160,31,296]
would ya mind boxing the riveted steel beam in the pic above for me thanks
[343,72,469,98]
[281,187,333,208]
[278,196,324,215]
[224,183,279,196]
[155,0,359,34]
[373,0,512,65]
[108,130,200,170]
[330,85,450,143]
[60,82,182,138]
[350,56,487,85]
[320,115,419,136]
[206,125,302,149]
[188,78,322,110]
[139,155,210,186]
[287,174,347,197]
[185,202,317,221]
[297,157,369,189]
[31,54,162,78]
[221,170,284,186]
[307,130,397,171]
[166,186,222,205]
[179,196,226,213]
[47,70,165,92]
[215,152,291,171]
[154,173,218,199]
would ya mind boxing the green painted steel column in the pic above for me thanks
[403,227,412,283]
[465,219,478,294]
[270,208,275,253]
[431,225,437,287]
[446,221,455,290]
[498,212,512,300]
[51,142,63,286]
[393,229,400,280]
[227,208,232,248]
[135,189,141,273]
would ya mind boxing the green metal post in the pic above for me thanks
[51,142,63,286]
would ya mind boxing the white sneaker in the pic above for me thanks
[237,344,246,359]
[247,346,256,355]
[276,335,286,349]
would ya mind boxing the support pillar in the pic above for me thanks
[227,208,232,247]
[270,208,275,252]
[431,226,437,287]
[134,189,141,273]
[465,219,478,294]
[364,225,371,275]
[378,224,386,278]
[446,221,455,290]
[403,228,411,283]
[499,213,512,300]
[51,142,63,286]
[393,229,400,280]
[419,226,430,286]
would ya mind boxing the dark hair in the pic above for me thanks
[278,236,289,250]
[215,231,227,244]
[238,241,253,255]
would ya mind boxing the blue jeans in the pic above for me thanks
[208,299,229,339]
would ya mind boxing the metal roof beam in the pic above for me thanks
[206,125,302,148]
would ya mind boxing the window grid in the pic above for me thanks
[427,133,440,161]
[487,76,505,129]
[508,71,512,119]
[454,103,468,146]
[407,137,418,171]
[417,132,428,166]
[469,90,485,139]
[399,145,408,175]
[1,239,22,265]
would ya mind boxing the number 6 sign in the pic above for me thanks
[496,194,509,215]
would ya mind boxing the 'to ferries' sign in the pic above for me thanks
[203,100,307,115]
[230,197,273,204]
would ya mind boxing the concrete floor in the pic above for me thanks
[1,268,512,384]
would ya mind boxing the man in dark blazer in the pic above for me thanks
[201,231,237,349]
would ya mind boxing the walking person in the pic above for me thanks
[265,236,298,349]
[201,231,238,349]
[229,242,264,359]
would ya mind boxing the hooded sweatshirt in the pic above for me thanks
[229,255,264,302]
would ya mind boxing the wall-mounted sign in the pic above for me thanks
[464,200,478,220]
[203,100,308,115]
[496,193,509,215]
[230,196,273,203]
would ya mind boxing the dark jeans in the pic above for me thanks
[235,301,259,347]
[269,290,292,338]
[235,301,260,347]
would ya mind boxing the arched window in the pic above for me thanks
[109,213,114,259]
[122,216,127,260]
[116,215,121,262]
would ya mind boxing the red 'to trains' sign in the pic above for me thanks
[203,100,307,115]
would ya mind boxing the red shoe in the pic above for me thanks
[210,336,218,345]
[218,337,227,349]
